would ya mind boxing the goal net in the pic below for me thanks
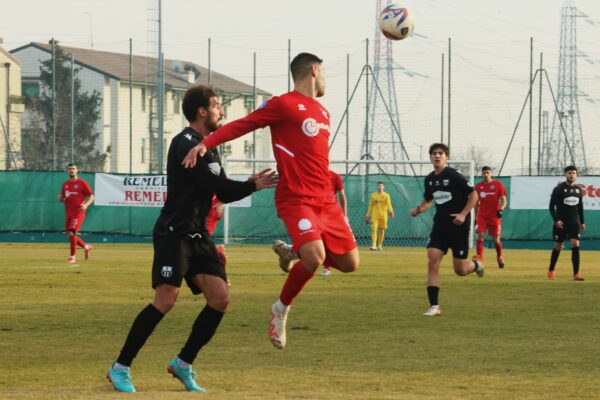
[219,158,475,248]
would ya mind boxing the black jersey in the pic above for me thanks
[549,181,584,225]
[424,166,474,231]
[154,127,256,237]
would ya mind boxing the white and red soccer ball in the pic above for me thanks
[379,4,415,41]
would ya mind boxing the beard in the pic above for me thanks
[205,119,222,133]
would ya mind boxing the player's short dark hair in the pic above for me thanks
[290,53,323,82]
[429,143,449,156]
[564,165,577,173]
[377,181,384,185]
[182,85,218,122]
[67,163,76,168]
[482,166,491,172]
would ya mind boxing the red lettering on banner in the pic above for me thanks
[125,191,133,201]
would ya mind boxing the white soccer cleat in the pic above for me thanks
[369,246,377,251]
[272,240,297,273]
[423,305,441,316]
[474,260,485,277]
[320,267,332,276]
[269,302,290,349]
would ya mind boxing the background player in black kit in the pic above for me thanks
[107,85,277,393]
[410,143,485,316]
[548,166,585,281]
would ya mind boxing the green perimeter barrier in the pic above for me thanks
[0,171,598,248]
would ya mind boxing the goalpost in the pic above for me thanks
[221,158,476,249]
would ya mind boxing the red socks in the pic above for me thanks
[476,239,484,260]
[69,235,77,256]
[279,260,314,306]
[495,241,503,257]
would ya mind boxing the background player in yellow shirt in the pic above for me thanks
[365,181,394,251]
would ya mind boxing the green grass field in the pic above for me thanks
[0,243,599,399]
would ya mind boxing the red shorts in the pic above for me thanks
[65,211,86,232]
[276,196,356,255]
[476,214,501,237]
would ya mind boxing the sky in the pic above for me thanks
[3,0,600,175]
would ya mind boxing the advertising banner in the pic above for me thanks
[94,173,252,207]
[510,176,600,210]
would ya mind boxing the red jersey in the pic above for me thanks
[206,195,222,236]
[203,91,331,201]
[475,179,506,217]
[329,170,343,196]
[61,178,93,216]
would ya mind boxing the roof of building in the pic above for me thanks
[10,42,270,96]
[0,45,21,66]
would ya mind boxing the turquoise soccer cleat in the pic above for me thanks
[107,366,136,393]
[167,358,205,392]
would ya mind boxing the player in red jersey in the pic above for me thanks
[473,166,507,268]
[57,163,94,264]
[182,53,359,350]
[206,195,228,283]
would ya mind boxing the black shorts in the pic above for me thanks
[553,223,581,242]
[151,233,227,294]
[427,226,469,259]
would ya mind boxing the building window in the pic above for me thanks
[221,143,232,157]
[172,92,181,114]
[22,82,40,97]
[141,87,146,112]
[141,138,146,163]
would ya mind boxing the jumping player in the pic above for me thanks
[182,53,359,349]
[473,166,507,268]
[410,143,484,316]
[548,166,585,281]
[57,163,94,264]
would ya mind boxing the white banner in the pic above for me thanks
[94,173,253,208]
[510,176,600,210]
[95,173,167,207]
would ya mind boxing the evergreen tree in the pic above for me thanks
[22,41,108,171]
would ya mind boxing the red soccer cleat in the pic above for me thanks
[573,273,585,281]
[547,271,555,280]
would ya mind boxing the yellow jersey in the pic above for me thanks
[366,191,394,220]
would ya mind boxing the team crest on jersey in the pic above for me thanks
[490,185,495,189]
[298,103,306,111]
[301,118,319,137]
[443,179,449,186]
[161,266,173,278]
[298,218,313,232]
[74,184,79,189]
[208,162,221,176]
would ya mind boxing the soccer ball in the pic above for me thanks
[379,4,414,41]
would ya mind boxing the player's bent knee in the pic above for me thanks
[207,296,230,312]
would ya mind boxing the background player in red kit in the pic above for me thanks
[57,163,94,264]
[473,166,507,268]
[182,53,359,350]
[206,195,228,282]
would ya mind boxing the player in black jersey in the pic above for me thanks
[107,85,277,393]
[410,143,485,316]
[547,165,585,281]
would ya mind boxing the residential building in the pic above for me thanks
[0,41,23,170]
[11,41,272,173]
